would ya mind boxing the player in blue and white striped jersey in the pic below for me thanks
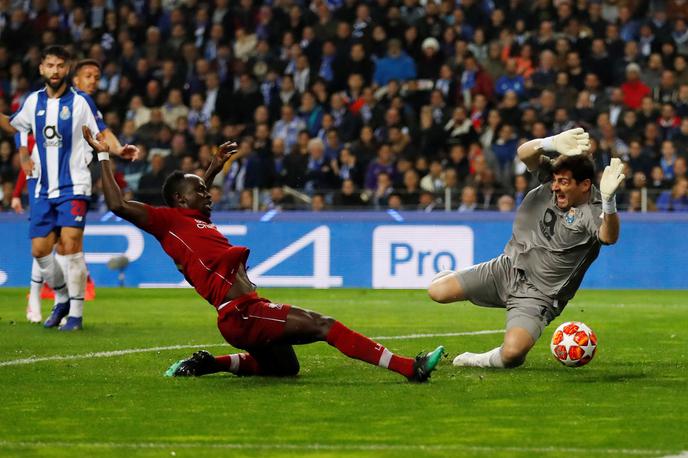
[12,59,125,326]
[1,46,138,331]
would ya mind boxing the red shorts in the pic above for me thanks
[216,292,291,350]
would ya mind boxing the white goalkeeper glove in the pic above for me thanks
[599,157,625,213]
[540,127,591,156]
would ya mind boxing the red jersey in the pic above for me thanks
[140,205,249,308]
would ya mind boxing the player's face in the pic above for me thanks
[73,65,101,95]
[179,175,212,216]
[551,171,591,210]
[40,55,69,91]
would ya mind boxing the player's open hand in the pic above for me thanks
[600,157,625,201]
[10,197,24,214]
[551,127,590,156]
[216,140,239,163]
[82,125,109,153]
[118,144,140,161]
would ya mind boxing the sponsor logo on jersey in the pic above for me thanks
[59,105,71,120]
[42,125,63,147]
[37,110,46,116]
[194,219,218,230]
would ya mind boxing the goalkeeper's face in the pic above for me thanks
[551,171,591,210]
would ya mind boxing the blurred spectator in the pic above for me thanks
[371,172,394,208]
[387,193,403,211]
[209,185,233,212]
[311,193,326,212]
[264,186,295,211]
[304,138,337,192]
[161,89,189,129]
[621,63,651,110]
[332,148,365,188]
[333,179,367,208]
[272,105,306,153]
[373,39,417,86]
[420,159,445,193]
[137,154,167,206]
[656,178,688,211]
[457,185,478,212]
[497,195,516,212]
[239,189,255,211]
[365,144,396,190]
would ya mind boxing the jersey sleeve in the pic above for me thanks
[138,205,177,239]
[78,92,107,133]
[14,131,28,148]
[9,94,34,132]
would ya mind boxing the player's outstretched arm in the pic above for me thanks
[518,128,591,172]
[598,158,624,245]
[203,140,239,185]
[82,126,149,227]
[0,114,19,135]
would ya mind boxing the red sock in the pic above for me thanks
[326,321,415,378]
[215,353,262,376]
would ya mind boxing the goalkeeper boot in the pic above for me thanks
[165,350,222,377]
[408,345,447,383]
[59,317,83,331]
[43,301,70,328]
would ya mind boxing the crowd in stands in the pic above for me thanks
[2,0,688,212]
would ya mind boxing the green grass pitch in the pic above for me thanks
[0,288,686,458]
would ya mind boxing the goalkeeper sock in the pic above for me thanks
[65,252,88,318]
[486,347,505,368]
[326,321,415,378]
[216,354,261,376]
[28,258,43,311]
[36,254,69,304]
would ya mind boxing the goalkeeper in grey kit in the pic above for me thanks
[428,128,624,368]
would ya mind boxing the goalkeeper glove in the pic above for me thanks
[540,127,591,156]
[599,157,625,214]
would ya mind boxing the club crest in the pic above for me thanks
[565,208,576,224]
[59,105,71,120]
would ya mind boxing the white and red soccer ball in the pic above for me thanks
[550,321,597,367]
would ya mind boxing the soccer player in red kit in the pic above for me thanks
[83,126,445,382]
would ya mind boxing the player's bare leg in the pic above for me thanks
[427,270,467,303]
[31,233,71,327]
[58,227,87,331]
[453,327,535,369]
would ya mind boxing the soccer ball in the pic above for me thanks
[550,321,597,367]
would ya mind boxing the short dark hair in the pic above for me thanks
[552,154,595,184]
[73,59,101,75]
[41,45,71,62]
[162,171,187,207]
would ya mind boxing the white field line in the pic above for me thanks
[0,330,504,368]
[0,440,673,456]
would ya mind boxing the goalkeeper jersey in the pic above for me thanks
[503,169,604,301]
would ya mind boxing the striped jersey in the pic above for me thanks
[10,86,106,200]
